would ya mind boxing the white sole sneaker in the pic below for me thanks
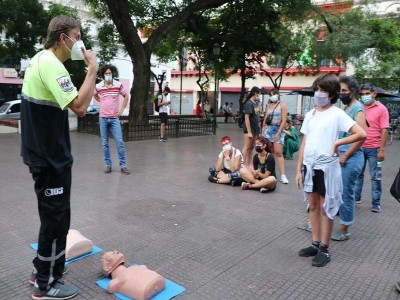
[280,175,289,184]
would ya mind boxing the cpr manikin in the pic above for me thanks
[65,229,93,260]
[101,250,166,300]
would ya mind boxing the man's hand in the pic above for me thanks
[83,49,98,70]
[378,148,385,161]
[247,132,253,139]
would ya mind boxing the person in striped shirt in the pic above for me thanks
[94,64,130,175]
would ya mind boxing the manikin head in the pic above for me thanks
[101,250,125,276]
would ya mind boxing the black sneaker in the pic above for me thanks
[32,280,77,300]
[208,175,218,183]
[298,245,318,257]
[312,251,331,267]
[162,137,167,142]
[29,266,68,285]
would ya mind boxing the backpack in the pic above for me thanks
[154,95,160,112]
[237,100,247,128]
[237,113,245,128]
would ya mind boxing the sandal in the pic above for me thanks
[331,231,350,241]
[297,222,312,232]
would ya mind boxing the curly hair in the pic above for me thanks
[99,64,119,79]
[312,74,340,104]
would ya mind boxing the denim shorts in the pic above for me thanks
[264,124,285,145]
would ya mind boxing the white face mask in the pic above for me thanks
[313,91,330,107]
[270,95,279,102]
[104,75,113,82]
[65,35,86,60]
[222,144,232,152]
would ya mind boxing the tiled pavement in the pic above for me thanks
[1,123,400,300]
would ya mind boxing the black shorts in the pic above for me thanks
[303,166,326,197]
[159,112,168,124]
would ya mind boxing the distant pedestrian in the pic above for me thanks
[354,83,390,212]
[94,64,130,175]
[295,74,366,267]
[203,100,210,113]
[223,102,229,123]
[242,86,261,167]
[158,87,171,142]
[21,15,98,299]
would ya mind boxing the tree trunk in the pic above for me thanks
[130,54,152,124]
[104,0,231,124]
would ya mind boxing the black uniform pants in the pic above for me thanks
[31,167,71,291]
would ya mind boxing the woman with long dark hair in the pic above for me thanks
[242,86,261,167]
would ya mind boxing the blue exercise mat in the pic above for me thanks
[30,243,103,264]
[96,268,186,300]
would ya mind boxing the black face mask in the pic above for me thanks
[255,146,263,153]
[339,93,351,105]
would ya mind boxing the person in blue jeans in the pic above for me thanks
[331,76,367,241]
[94,64,130,175]
[354,83,390,212]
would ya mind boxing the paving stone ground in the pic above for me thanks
[1,123,400,300]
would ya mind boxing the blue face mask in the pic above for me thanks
[105,75,112,82]
[361,94,373,105]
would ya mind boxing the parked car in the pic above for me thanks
[0,100,21,119]
[86,104,100,115]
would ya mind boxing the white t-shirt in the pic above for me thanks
[158,94,169,113]
[301,106,356,167]
[218,147,244,171]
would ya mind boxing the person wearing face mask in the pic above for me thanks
[242,86,261,167]
[21,15,98,299]
[262,88,289,184]
[240,136,277,192]
[208,136,244,185]
[295,74,366,267]
[331,76,367,241]
[94,64,130,175]
[283,119,299,160]
[354,83,390,213]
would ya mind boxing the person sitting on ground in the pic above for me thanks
[208,136,244,185]
[240,136,277,193]
[283,118,300,160]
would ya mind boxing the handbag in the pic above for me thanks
[390,167,400,202]
[265,102,280,125]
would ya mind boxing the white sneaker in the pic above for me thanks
[280,174,289,184]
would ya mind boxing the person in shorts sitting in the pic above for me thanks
[240,136,277,193]
[208,136,244,186]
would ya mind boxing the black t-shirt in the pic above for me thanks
[243,100,260,135]
[253,153,276,178]
[21,99,72,171]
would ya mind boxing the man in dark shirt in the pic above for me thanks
[21,15,97,300]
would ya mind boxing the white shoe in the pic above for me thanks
[280,174,289,184]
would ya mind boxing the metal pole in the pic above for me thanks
[213,64,217,135]
[179,53,183,115]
